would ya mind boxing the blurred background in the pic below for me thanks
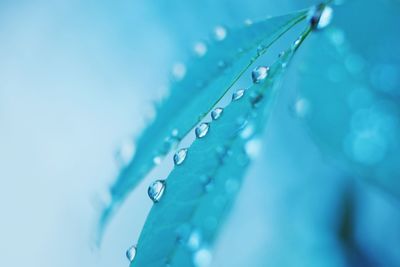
[0,0,399,267]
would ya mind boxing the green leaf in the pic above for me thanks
[99,10,310,237]
[131,28,311,267]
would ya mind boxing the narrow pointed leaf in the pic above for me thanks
[99,10,310,236]
[131,28,311,267]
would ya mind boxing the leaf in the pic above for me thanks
[131,28,311,267]
[99,10,310,237]
[297,28,400,198]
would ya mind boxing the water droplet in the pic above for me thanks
[310,5,333,30]
[256,45,266,56]
[250,91,263,107]
[293,98,311,118]
[211,108,223,120]
[174,148,188,166]
[194,42,207,57]
[187,230,202,251]
[217,60,226,69]
[148,180,166,203]
[236,116,249,132]
[200,175,214,192]
[240,123,255,139]
[216,146,232,163]
[292,37,301,49]
[195,123,210,139]
[172,62,186,80]
[245,138,262,159]
[214,26,227,41]
[126,245,137,262]
[278,51,285,58]
[232,89,245,101]
[193,248,212,267]
[244,19,253,26]
[252,66,269,84]
[153,156,162,165]
[171,129,179,137]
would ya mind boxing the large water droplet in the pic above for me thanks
[195,123,210,139]
[214,26,227,41]
[310,5,333,30]
[193,248,212,267]
[252,66,269,84]
[148,180,166,203]
[194,42,207,57]
[232,89,245,101]
[174,148,188,166]
[211,108,223,120]
[126,245,137,262]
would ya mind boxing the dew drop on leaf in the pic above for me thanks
[195,123,210,139]
[174,148,188,166]
[217,60,226,69]
[292,37,302,49]
[245,138,262,159]
[232,89,245,101]
[252,66,270,84]
[211,107,224,120]
[214,26,227,41]
[187,229,202,251]
[293,97,311,118]
[194,42,207,57]
[153,156,162,165]
[172,62,187,80]
[244,18,253,26]
[240,123,255,139]
[193,248,212,267]
[250,91,264,107]
[200,175,214,192]
[309,4,333,30]
[126,245,137,262]
[148,180,166,203]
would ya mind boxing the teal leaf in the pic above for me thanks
[99,9,310,238]
[131,28,311,267]
[298,29,400,197]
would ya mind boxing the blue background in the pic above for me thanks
[0,1,399,266]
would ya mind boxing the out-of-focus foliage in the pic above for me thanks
[298,0,400,198]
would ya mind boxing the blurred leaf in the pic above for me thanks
[298,29,400,197]
[99,10,310,238]
[131,28,311,267]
